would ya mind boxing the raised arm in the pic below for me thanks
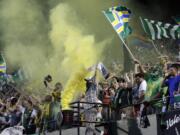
[134,59,146,74]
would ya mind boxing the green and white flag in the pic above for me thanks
[140,17,180,40]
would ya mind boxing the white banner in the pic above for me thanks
[0,126,24,135]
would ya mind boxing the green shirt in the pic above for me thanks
[145,73,167,107]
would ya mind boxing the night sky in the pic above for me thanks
[136,0,179,22]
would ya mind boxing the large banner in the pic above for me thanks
[0,126,24,135]
[157,109,180,135]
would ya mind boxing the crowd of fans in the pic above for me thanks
[80,56,180,133]
[0,56,179,134]
[0,74,63,134]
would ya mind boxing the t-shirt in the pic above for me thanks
[21,107,37,129]
[138,80,147,98]
[102,90,111,105]
[42,103,51,118]
[164,75,180,104]
[19,106,37,118]
[145,78,162,99]
[112,88,121,108]
[145,77,167,108]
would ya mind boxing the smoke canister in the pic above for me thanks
[62,110,74,127]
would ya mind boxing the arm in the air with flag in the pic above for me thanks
[134,59,146,74]
[124,72,134,87]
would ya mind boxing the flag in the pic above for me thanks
[0,54,6,73]
[97,62,109,79]
[87,63,109,79]
[140,17,180,40]
[103,5,132,38]
[173,16,180,25]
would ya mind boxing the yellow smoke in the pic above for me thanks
[0,0,108,107]
[0,0,51,95]
[49,3,106,109]
[61,68,87,110]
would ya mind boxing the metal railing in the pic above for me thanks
[69,101,128,135]
[1,94,179,135]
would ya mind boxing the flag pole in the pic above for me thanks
[150,40,162,56]
[139,16,163,57]
[92,63,98,83]
[118,34,136,60]
[103,11,136,61]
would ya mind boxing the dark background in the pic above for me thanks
[136,0,179,22]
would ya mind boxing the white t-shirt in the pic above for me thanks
[19,106,37,118]
[138,80,147,97]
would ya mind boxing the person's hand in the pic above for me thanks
[134,59,140,65]
[124,73,130,82]
[124,73,128,78]
[106,72,115,80]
